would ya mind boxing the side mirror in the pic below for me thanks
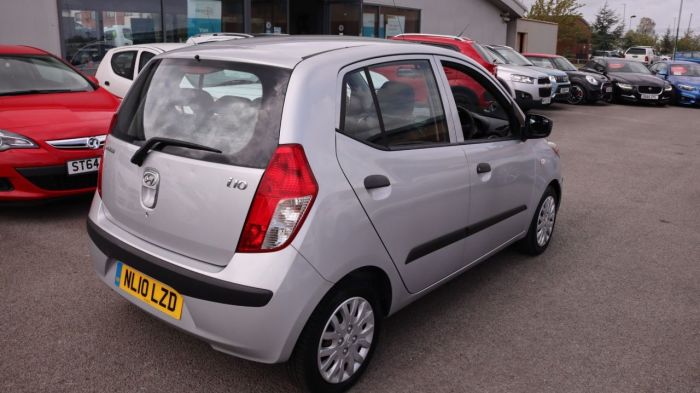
[522,113,553,140]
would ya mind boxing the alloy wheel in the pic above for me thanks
[568,85,584,105]
[536,196,557,247]
[317,297,375,384]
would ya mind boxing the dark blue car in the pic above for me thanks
[650,61,700,106]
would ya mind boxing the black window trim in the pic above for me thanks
[437,58,523,146]
[111,49,138,80]
[337,58,454,152]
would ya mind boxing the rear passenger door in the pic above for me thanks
[437,58,536,263]
[106,49,138,98]
[335,57,472,294]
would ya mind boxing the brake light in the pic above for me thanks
[97,114,117,197]
[645,56,649,63]
[236,144,318,252]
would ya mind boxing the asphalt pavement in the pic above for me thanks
[1,103,699,393]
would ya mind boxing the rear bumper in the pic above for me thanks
[87,196,332,364]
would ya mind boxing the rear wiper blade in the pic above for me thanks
[130,137,222,166]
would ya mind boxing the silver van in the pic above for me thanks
[87,36,562,392]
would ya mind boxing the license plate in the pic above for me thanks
[605,87,613,93]
[542,97,551,104]
[641,93,659,100]
[115,262,183,320]
[560,88,570,94]
[67,157,100,175]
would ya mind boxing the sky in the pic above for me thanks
[521,0,700,35]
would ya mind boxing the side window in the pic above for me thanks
[340,60,450,149]
[111,50,137,80]
[138,51,156,73]
[658,63,668,74]
[441,61,513,142]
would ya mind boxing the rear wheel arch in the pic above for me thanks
[334,266,392,317]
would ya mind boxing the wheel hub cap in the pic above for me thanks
[536,196,556,247]
[317,297,375,384]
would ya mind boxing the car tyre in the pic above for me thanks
[518,186,558,255]
[288,282,382,393]
[567,83,587,105]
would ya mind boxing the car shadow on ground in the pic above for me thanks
[0,194,93,221]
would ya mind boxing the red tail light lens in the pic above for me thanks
[97,114,117,197]
[236,144,318,253]
[645,56,649,63]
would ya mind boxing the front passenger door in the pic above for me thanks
[438,59,536,263]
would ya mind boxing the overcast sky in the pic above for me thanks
[521,0,700,35]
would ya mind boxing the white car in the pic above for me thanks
[624,46,659,65]
[95,43,187,98]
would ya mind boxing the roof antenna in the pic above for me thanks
[457,23,471,38]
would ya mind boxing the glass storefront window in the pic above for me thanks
[361,4,420,38]
[329,2,361,36]
[251,0,287,34]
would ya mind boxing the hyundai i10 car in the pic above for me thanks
[0,45,120,201]
[87,36,562,393]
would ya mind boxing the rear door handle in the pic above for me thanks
[476,163,492,174]
[364,175,390,190]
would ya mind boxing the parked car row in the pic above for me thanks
[2,36,563,393]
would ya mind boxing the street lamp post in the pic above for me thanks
[673,0,685,59]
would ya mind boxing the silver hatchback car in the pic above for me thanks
[87,36,562,392]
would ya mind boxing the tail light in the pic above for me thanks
[236,144,318,253]
[98,114,118,197]
[645,56,649,63]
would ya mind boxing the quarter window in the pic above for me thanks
[340,60,450,149]
[111,50,137,80]
[138,51,156,73]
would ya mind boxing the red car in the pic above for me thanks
[392,34,497,75]
[0,45,119,201]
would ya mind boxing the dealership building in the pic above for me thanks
[1,0,533,66]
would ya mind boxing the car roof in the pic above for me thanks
[523,53,558,58]
[0,45,48,55]
[393,33,476,43]
[160,35,457,69]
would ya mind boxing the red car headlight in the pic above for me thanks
[0,129,38,152]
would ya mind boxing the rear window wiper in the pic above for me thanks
[130,137,223,166]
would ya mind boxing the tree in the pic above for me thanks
[591,2,624,51]
[658,28,674,54]
[621,30,657,49]
[636,17,656,37]
[677,30,700,52]
[528,0,588,57]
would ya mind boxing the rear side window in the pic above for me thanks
[111,50,137,79]
[340,60,449,149]
[112,58,291,168]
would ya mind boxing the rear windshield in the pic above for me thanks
[112,58,291,168]
[0,55,93,96]
[627,48,647,55]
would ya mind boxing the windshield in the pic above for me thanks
[669,63,700,77]
[0,55,93,96]
[527,57,554,69]
[552,57,578,71]
[113,58,291,168]
[471,42,495,63]
[606,60,652,74]
[491,47,533,66]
